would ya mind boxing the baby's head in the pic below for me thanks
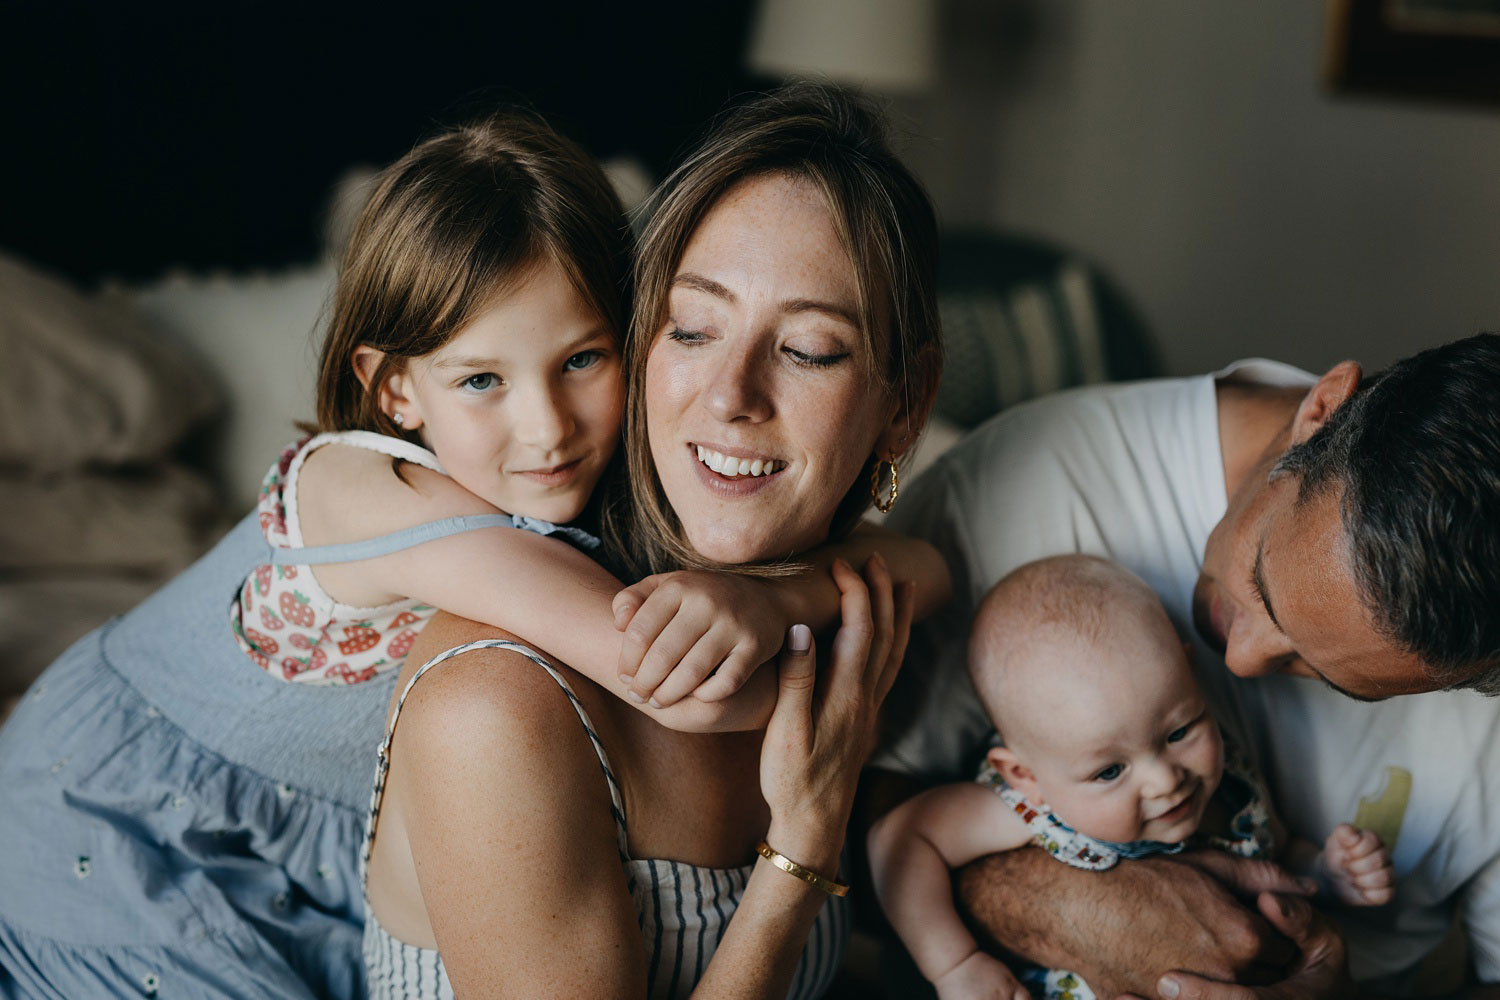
[315,109,631,523]
[971,555,1224,846]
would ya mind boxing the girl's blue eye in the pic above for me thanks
[462,373,499,391]
[1092,764,1124,783]
[1167,723,1192,743]
[564,350,603,372]
[785,347,850,369]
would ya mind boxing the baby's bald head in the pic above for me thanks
[968,555,1182,755]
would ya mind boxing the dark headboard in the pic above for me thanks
[0,2,757,283]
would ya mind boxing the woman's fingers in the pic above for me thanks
[861,553,896,688]
[828,558,875,680]
[875,580,915,706]
[773,624,817,735]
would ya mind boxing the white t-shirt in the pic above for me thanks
[879,362,1500,985]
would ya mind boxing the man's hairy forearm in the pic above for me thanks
[955,849,1293,998]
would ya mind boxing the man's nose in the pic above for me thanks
[1223,614,1296,679]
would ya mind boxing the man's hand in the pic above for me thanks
[1140,892,1354,1000]
[955,848,1315,998]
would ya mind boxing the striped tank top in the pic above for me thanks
[361,639,848,999]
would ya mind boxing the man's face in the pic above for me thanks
[1193,453,1436,700]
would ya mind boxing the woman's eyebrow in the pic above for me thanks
[673,272,858,327]
[671,272,734,301]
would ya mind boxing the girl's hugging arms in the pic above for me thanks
[868,783,1035,1000]
[296,443,951,733]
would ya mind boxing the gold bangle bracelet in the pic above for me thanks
[755,841,849,897]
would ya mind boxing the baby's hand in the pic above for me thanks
[1319,823,1394,906]
[612,571,787,708]
[933,951,1030,1000]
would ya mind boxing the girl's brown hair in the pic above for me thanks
[314,109,630,439]
[604,82,943,576]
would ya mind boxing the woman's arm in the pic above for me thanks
[394,557,912,998]
[391,614,648,996]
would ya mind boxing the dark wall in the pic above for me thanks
[1,2,758,283]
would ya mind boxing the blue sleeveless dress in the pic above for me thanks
[0,500,595,998]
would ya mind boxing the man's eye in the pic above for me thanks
[564,350,603,371]
[463,373,499,391]
[1092,764,1123,782]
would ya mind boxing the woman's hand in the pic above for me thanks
[759,554,914,865]
[612,570,793,708]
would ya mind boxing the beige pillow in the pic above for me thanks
[0,253,221,472]
[0,465,221,575]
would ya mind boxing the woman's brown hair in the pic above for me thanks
[604,82,943,576]
[314,109,630,439]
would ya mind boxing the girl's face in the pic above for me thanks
[386,258,623,524]
[644,173,903,563]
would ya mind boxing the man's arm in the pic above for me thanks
[954,848,1316,998]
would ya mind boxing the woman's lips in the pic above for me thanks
[514,458,583,488]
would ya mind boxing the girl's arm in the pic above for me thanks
[868,782,1033,991]
[300,451,774,732]
[613,521,953,706]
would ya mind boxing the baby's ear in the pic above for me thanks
[987,745,1040,800]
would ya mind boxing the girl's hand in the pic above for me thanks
[612,571,791,708]
[759,555,914,863]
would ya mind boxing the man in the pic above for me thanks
[875,334,1500,998]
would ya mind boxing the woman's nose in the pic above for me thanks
[703,343,772,423]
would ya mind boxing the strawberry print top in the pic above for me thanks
[229,432,448,686]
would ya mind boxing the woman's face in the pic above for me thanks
[645,172,901,563]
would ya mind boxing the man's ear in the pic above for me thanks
[351,345,421,431]
[1289,360,1361,447]
[986,745,1042,803]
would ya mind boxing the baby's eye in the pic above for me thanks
[1166,722,1193,743]
[462,373,500,392]
[563,350,603,372]
[1092,764,1124,783]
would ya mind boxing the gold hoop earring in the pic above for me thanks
[870,454,899,514]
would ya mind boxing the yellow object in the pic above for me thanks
[755,841,850,897]
[1354,765,1412,852]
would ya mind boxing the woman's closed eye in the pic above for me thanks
[665,326,708,345]
[1091,763,1124,783]
[783,345,850,369]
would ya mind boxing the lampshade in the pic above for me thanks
[747,0,939,93]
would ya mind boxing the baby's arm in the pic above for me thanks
[613,521,952,707]
[1284,824,1394,906]
[868,782,1033,1000]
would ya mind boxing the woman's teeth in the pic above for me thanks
[695,446,785,478]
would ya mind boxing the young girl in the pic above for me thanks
[0,108,944,999]
[233,109,944,722]
[869,555,1392,1000]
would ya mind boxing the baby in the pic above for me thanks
[869,554,1394,1000]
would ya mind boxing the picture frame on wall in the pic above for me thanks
[1323,0,1500,105]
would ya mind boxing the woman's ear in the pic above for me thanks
[352,346,422,431]
[986,745,1042,803]
[1289,360,1361,446]
[875,348,942,460]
